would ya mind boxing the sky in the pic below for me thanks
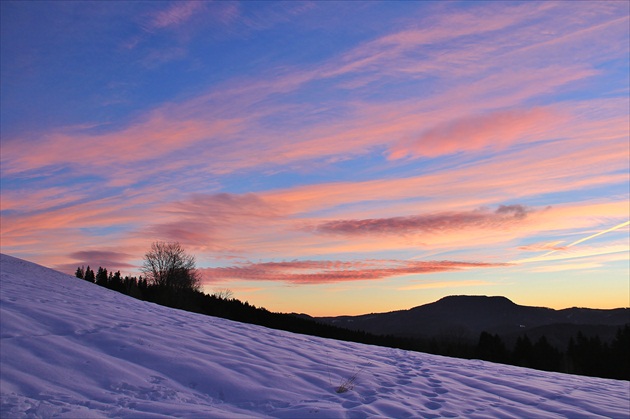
[1,0,628,316]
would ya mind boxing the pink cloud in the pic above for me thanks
[314,205,534,236]
[63,250,136,272]
[3,176,625,276]
[148,1,205,29]
[389,108,562,159]
[201,259,506,285]
[4,0,623,188]
[263,112,628,217]
[1,111,241,179]
[320,2,547,80]
[1,27,615,189]
[0,187,89,213]
[0,187,172,268]
[5,107,620,265]
[119,2,615,175]
[317,1,619,95]
[519,241,568,252]
[139,193,282,252]
[209,65,592,173]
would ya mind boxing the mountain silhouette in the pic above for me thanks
[314,295,630,344]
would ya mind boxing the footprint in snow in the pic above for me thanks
[148,376,166,384]
[424,400,442,410]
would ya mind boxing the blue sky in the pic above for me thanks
[1,1,628,315]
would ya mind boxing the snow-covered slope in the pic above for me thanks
[1,254,628,418]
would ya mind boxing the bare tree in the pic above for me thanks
[212,288,234,300]
[141,241,200,292]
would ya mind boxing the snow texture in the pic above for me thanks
[1,254,629,418]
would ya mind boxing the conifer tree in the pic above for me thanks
[513,335,533,367]
[95,267,108,286]
[611,325,630,379]
[84,266,95,283]
[532,336,561,371]
[476,332,508,363]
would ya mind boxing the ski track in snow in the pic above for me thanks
[1,254,629,418]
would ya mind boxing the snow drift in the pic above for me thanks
[1,254,628,418]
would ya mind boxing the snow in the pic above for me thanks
[1,254,628,419]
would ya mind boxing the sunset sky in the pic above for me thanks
[1,1,628,316]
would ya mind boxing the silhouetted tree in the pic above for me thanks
[212,288,234,300]
[95,267,108,287]
[75,266,85,279]
[84,266,95,283]
[108,270,123,292]
[476,332,508,363]
[610,325,630,379]
[122,275,142,298]
[138,276,148,290]
[568,331,608,377]
[532,336,561,371]
[513,335,534,367]
[141,241,200,293]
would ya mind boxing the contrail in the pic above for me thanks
[514,220,630,263]
[564,220,630,248]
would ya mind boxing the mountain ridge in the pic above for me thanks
[314,294,630,343]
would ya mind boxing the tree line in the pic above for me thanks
[475,329,629,379]
[74,241,629,381]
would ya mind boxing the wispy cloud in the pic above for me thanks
[313,205,534,236]
[146,1,206,30]
[264,129,628,218]
[65,250,136,270]
[513,221,630,264]
[201,259,506,285]
[528,252,629,273]
[519,241,568,252]
[389,108,563,159]
[141,193,280,251]
[3,4,625,188]
[1,111,242,183]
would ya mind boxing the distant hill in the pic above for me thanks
[314,295,630,346]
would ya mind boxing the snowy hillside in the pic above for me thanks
[1,254,628,418]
